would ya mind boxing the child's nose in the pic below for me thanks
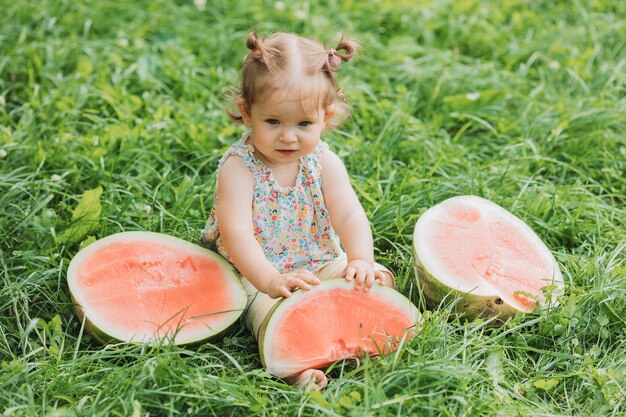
[280,128,297,143]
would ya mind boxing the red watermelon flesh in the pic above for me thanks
[67,232,246,345]
[413,195,563,317]
[259,279,420,378]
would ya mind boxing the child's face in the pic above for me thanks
[241,96,331,166]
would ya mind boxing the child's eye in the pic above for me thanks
[265,119,279,125]
[299,121,312,127]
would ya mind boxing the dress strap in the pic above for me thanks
[301,140,328,178]
[313,140,328,158]
[218,133,267,180]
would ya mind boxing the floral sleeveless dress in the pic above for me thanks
[201,133,342,273]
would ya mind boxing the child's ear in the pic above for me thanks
[323,105,336,126]
[237,99,252,126]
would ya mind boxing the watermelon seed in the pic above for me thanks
[495,298,503,305]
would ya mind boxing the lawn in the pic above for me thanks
[1,0,625,415]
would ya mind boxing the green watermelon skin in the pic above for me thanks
[413,254,519,320]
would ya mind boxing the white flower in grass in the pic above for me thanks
[43,209,55,220]
[274,1,285,11]
[194,0,206,11]
[294,10,307,21]
[0,149,6,159]
[466,92,480,101]
[117,38,129,48]
[51,174,62,182]
[0,95,5,107]
[142,204,152,214]
[548,60,561,70]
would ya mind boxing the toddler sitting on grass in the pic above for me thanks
[201,31,393,390]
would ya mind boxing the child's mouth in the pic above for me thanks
[277,150,297,157]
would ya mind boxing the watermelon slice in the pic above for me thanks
[67,231,247,345]
[258,279,420,378]
[413,195,563,320]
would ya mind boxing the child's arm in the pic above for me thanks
[216,156,320,298]
[320,149,382,290]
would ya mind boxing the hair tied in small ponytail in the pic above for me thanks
[246,32,263,60]
[328,49,341,69]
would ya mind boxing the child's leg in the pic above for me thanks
[241,276,328,390]
[240,277,280,340]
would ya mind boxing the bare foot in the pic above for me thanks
[284,369,328,390]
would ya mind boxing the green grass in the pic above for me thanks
[1,0,625,415]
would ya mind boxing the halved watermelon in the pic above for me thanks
[258,279,420,378]
[413,195,563,320]
[67,231,247,345]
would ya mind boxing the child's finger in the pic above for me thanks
[345,266,355,281]
[279,286,292,298]
[291,277,311,292]
[374,270,384,282]
[354,270,366,289]
[374,270,391,286]
[298,271,320,285]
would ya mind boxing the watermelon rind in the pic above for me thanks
[67,231,247,345]
[258,279,421,378]
[413,254,520,320]
[413,195,564,321]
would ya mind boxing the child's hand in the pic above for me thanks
[265,270,321,299]
[344,259,381,290]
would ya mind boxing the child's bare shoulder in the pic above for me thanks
[320,146,347,172]
[219,153,250,174]
[218,154,254,190]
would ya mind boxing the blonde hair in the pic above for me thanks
[228,32,358,129]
